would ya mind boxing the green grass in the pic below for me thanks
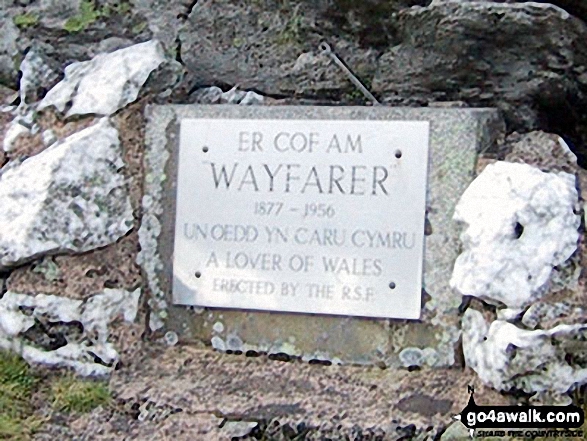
[0,351,42,440]
[51,376,111,413]
[0,350,112,439]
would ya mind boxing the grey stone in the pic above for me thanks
[19,48,61,105]
[0,118,134,269]
[131,0,195,51]
[139,104,502,367]
[179,0,378,99]
[0,12,19,88]
[372,1,587,151]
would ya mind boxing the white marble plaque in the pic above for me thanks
[173,118,430,319]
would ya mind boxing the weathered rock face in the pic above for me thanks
[451,161,580,309]
[462,308,587,403]
[373,1,587,158]
[0,12,19,88]
[39,40,166,117]
[179,0,379,99]
[0,118,133,269]
[0,288,141,376]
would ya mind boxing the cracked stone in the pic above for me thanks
[0,118,134,269]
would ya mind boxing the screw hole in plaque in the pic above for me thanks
[202,146,209,153]
[389,282,396,290]
[195,271,202,278]
[395,150,402,159]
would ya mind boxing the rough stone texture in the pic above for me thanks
[7,233,142,300]
[30,345,513,440]
[6,0,153,71]
[39,40,166,117]
[189,86,266,105]
[0,11,19,88]
[18,47,62,105]
[139,104,502,367]
[450,161,581,309]
[0,288,141,376]
[462,308,587,404]
[372,1,587,161]
[179,0,379,99]
[5,101,146,300]
[0,118,134,269]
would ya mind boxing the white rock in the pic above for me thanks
[462,308,587,400]
[221,421,258,438]
[38,40,166,117]
[191,85,264,105]
[2,121,30,152]
[450,161,580,308]
[0,118,133,269]
[41,129,57,147]
[19,48,61,106]
[0,288,140,376]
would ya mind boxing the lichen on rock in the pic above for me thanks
[0,288,140,376]
[462,308,587,403]
[450,161,580,309]
[0,118,133,269]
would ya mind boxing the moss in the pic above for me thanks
[13,13,39,28]
[232,36,245,48]
[51,376,111,413]
[63,0,102,33]
[32,257,61,282]
[132,21,148,34]
[63,0,133,33]
[276,14,304,46]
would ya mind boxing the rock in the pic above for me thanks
[2,120,30,152]
[440,421,470,441]
[189,86,265,105]
[0,287,140,376]
[313,0,428,49]
[131,0,194,50]
[179,0,377,98]
[0,12,19,88]
[18,48,62,105]
[221,421,258,438]
[0,118,134,269]
[522,302,586,329]
[462,308,587,402]
[450,161,580,309]
[38,40,166,117]
[372,1,587,153]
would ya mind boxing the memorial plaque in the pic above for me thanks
[140,105,503,367]
[173,119,429,319]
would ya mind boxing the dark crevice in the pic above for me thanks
[513,222,524,239]
[535,91,587,169]
[174,36,183,64]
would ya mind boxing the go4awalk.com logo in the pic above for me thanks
[453,386,585,439]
